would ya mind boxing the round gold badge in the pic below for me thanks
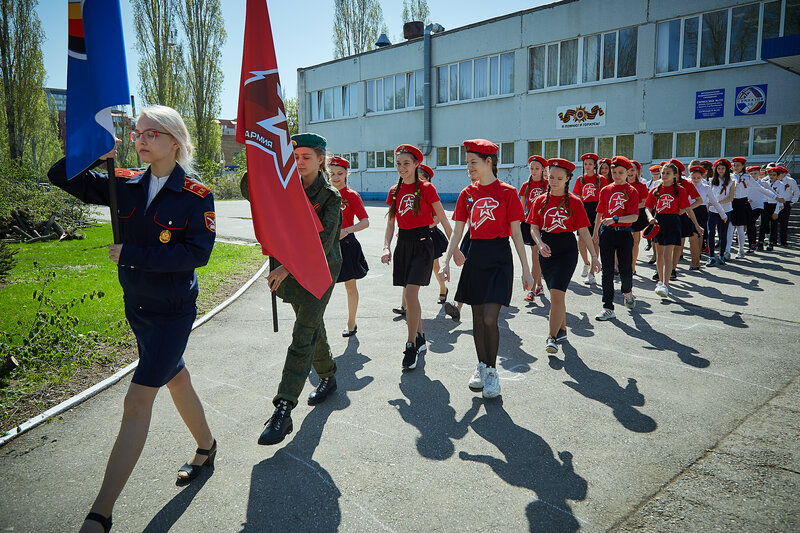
[159,229,171,243]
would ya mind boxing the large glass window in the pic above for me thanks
[489,55,499,95]
[729,4,759,63]
[333,86,343,118]
[500,142,515,165]
[437,147,447,167]
[583,34,601,82]
[616,135,634,158]
[395,74,405,110]
[700,9,729,68]
[617,27,637,77]
[449,66,458,101]
[578,137,595,156]
[547,44,559,87]
[653,133,673,160]
[415,70,423,106]
[528,140,543,157]
[763,1,782,39]
[602,32,616,79]
[529,46,545,90]
[676,132,697,158]
[560,139,576,161]
[310,91,319,121]
[656,20,681,73]
[544,140,558,159]
[753,127,778,155]
[786,0,800,36]
[383,76,394,111]
[683,17,699,69]
[725,128,750,157]
[437,66,448,103]
[474,57,488,98]
[560,39,578,85]
[322,88,333,120]
[597,137,614,158]
[500,52,514,94]
[459,61,473,100]
[698,129,722,158]
[438,53,514,103]
[780,124,800,154]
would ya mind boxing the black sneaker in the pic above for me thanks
[652,272,660,282]
[556,328,568,342]
[766,244,774,251]
[415,332,427,354]
[258,400,293,445]
[308,376,337,405]
[392,307,406,316]
[444,302,461,322]
[402,342,418,369]
[670,269,678,281]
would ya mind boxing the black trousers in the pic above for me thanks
[747,207,762,248]
[779,202,792,244]
[759,203,779,244]
[599,228,633,311]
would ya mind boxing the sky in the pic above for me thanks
[39,0,550,119]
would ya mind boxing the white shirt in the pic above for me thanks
[732,172,753,200]
[708,180,734,214]
[763,178,785,214]
[146,175,170,209]
[780,175,799,203]
[692,180,711,205]
[747,176,777,209]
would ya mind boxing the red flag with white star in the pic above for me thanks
[236,0,331,299]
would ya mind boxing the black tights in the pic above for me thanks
[471,303,501,367]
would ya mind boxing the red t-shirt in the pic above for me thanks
[645,184,691,215]
[527,193,590,233]
[518,178,547,214]
[597,183,640,227]
[572,174,610,203]
[385,179,440,230]
[680,178,700,202]
[630,180,649,207]
[453,179,524,240]
[339,186,368,228]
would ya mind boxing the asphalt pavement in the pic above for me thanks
[1,199,798,532]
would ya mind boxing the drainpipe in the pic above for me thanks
[422,23,445,156]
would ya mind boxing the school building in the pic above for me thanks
[296,0,800,200]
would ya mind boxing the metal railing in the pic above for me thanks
[777,138,798,175]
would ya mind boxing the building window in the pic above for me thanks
[653,133,674,160]
[437,52,515,104]
[779,123,800,154]
[578,137,595,157]
[698,130,722,158]
[528,140,543,157]
[544,140,558,159]
[406,70,424,107]
[787,0,800,35]
[616,135,634,159]
[500,142,515,166]
[310,83,358,122]
[676,132,697,158]
[366,71,422,114]
[753,127,778,155]
[365,150,394,169]
[653,126,788,159]
[560,139,576,162]
[437,145,467,166]
[529,136,635,161]
[725,128,750,157]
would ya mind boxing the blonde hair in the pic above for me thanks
[137,105,195,176]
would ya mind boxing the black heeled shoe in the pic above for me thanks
[84,512,112,532]
[177,439,216,482]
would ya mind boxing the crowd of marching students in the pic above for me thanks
[330,141,798,399]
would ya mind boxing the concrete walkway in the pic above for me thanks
[2,200,799,532]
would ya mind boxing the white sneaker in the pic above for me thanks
[655,283,669,298]
[736,251,746,259]
[482,367,500,398]
[581,264,590,277]
[595,308,615,321]
[546,336,559,354]
[468,362,487,390]
[584,274,596,285]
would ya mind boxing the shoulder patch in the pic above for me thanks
[115,168,141,179]
[183,177,211,198]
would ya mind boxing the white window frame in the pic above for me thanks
[309,83,358,123]
[436,51,515,106]
[650,125,787,159]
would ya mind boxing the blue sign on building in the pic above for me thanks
[734,85,767,116]
[695,89,725,120]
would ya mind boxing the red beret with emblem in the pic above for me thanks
[395,144,423,163]
[418,164,434,179]
[649,164,661,173]
[599,158,611,165]
[463,138,499,155]
[746,165,760,173]
[771,166,788,174]
[713,158,732,168]
[732,156,747,164]
[669,158,685,173]
[580,153,599,161]
[329,156,350,169]
[643,220,660,240]
[632,160,641,171]
[547,158,576,173]
[611,156,633,170]
[528,155,547,167]
[689,165,705,174]
[700,160,712,166]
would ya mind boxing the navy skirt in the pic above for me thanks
[431,226,449,259]
[654,213,682,246]
[581,201,599,235]
[731,198,750,226]
[694,205,709,233]
[631,208,648,232]
[459,229,472,258]
[455,237,513,306]
[126,301,196,387]
[337,233,369,282]
[680,213,697,238]
[393,226,434,287]
[539,231,578,292]
[520,221,536,245]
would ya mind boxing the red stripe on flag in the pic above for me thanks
[68,18,84,38]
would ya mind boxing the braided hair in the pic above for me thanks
[387,150,421,219]
[654,162,681,202]
[539,168,573,217]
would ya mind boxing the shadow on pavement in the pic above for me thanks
[142,469,212,532]
[558,343,657,433]
[240,338,373,532]
[459,398,588,532]
[612,313,711,368]
[388,356,481,460]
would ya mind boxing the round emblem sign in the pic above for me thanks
[735,86,766,115]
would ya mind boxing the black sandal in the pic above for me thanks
[84,512,112,532]
[438,288,448,304]
[177,439,216,482]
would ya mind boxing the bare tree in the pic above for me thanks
[178,0,226,167]
[132,0,186,110]
[402,0,430,24]
[333,0,388,59]
[0,0,46,162]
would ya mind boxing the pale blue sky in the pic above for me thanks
[39,0,549,118]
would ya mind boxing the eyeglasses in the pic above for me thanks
[129,129,172,142]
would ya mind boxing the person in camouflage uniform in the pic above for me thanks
[257,133,343,446]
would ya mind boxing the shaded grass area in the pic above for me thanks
[1,223,265,432]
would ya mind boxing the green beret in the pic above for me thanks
[291,133,327,150]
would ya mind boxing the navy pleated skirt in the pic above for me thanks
[455,237,513,306]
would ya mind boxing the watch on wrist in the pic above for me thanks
[612,215,619,223]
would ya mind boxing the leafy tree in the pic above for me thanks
[284,96,298,136]
[132,0,186,110]
[333,0,388,58]
[402,0,430,24]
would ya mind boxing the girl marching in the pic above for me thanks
[519,155,548,300]
[730,157,753,259]
[706,159,736,266]
[627,160,650,274]
[688,165,711,268]
[382,144,454,370]
[528,158,600,354]
[760,166,788,250]
[441,139,533,398]
[573,153,608,285]
[330,156,370,337]
[669,159,704,279]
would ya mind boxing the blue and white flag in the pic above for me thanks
[65,0,130,179]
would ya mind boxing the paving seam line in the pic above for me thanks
[0,259,270,448]
[607,371,800,531]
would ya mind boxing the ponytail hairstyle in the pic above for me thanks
[137,105,195,176]
[387,148,421,218]
[655,162,681,200]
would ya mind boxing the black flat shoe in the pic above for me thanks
[444,302,461,322]
[308,376,337,405]
[392,306,406,316]
[258,400,293,445]
[438,288,448,304]
[342,325,357,337]
[84,512,112,532]
[177,439,216,482]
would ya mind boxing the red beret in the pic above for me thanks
[329,156,350,169]
[732,156,747,164]
[418,164,434,179]
[599,158,611,165]
[771,166,788,174]
[689,165,705,174]
[395,144,423,163]
[463,138,499,155]
[746,166,761,173]
[528,155,547,167]
[580,153,599,161]
[700,160,712,166]
[611,156,633,170]
[669,158,685,173]
[632,160,641,171]
[649,164,661,173]
[643,220,660,240]
[659,161,667,166]
[547,158,576,173]
[713,158,732,168]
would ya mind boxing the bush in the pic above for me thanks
[0,243,17,283]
